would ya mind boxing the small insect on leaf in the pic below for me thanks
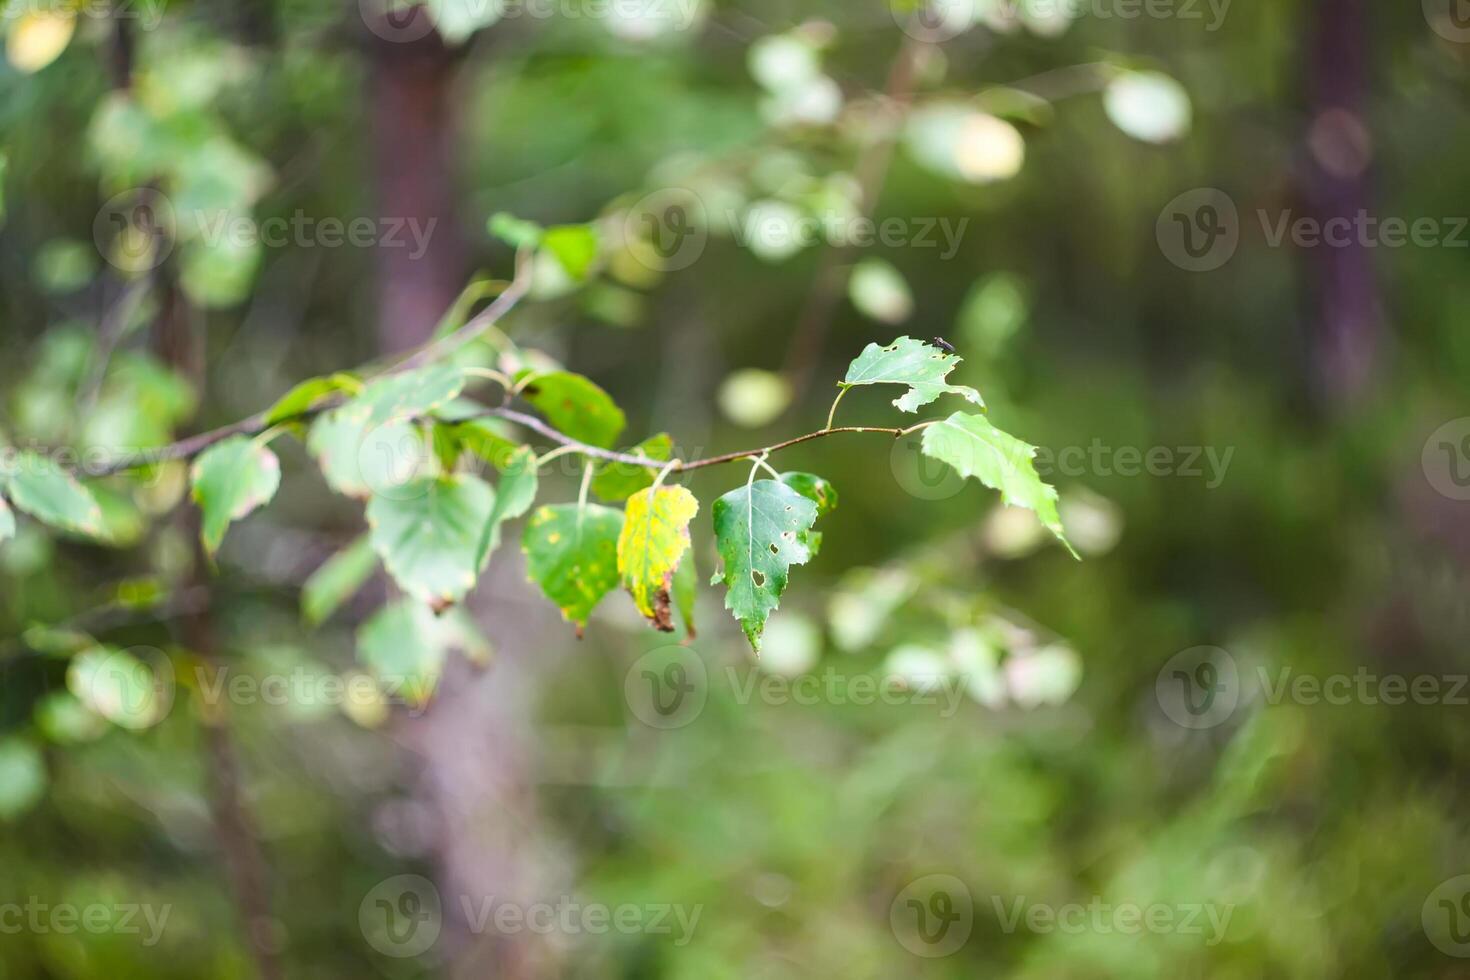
[932,336,957,354]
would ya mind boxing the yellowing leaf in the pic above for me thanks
[617,485,698,631]
[7,12,75,74]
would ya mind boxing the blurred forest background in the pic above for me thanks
[1,0,1469,976]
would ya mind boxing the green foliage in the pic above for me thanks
[301,535,378,627]
[356,599,489,707]
[920,412,1074,556]
[777,471,838,557]
[590,432,672,502]
[2,452,104,538]
[516,370,626,448]
[541,225,600,281]
[475,445,539,566]
[842,336,983,412]
[189,436,282,556]
[0,737,45,821]
[0,497,13,546]
[617,485,698,631]
[710,478,821,651]
[264,374,360,426]
[522,503,623,632]
[365,474,496,607]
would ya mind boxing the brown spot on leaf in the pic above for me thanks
[648,586,676,632]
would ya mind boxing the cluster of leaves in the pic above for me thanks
[1,330,1069,703]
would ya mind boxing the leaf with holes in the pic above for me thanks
[190,436,282,556]
[841,336,983,413]
[3,452,105,538]
[920,411,1075,557]
[522,503,623,633]
[302,535,378,626]
[710,479,819,652]
[365,474,496,607]
[516,371,626,448]
[591,432,672,502]
[617,485,698,631]
[475,445,539,568]
[778,472,838,558]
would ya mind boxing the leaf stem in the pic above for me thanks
[824,385,850,431]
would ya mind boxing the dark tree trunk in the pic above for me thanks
[364,9,467,352]
[1302,0,1379,404]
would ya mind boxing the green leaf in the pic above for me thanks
[356,599,479,708]
[710,479,819,652]
[0,497,14,547]
[365,474,496,607]
[475,445,539,568]
[919,412,1075,557]
[302,535,378,626]
[522,503,623,633]
[590,433,672,502]
[617,485,699,631]
[67,646,171,730]
[848,258,913,324]
[308,411,427,499]
[190,436,282,556]
[489,212,544,249]
[0,737,45,821]
[841,336,983,413]
[264,374,359,425]
[446,418,521,471]
[778,471,838,557]
[542,224,599,281]
[34,692,106,745]
[517,371,626,448]
[672,544,698,639]
[353,365,466,427]
[2,452,105,538]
